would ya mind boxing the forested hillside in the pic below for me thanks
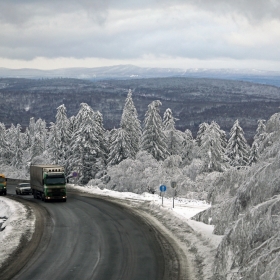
[1,87,280,279]
[1,77,280,141]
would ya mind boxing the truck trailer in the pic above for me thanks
[0,174,7,195]
[30,165,67,202]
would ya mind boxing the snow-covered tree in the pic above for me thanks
[107,128,133,165]
[47,122,61,164]
[248,142,259,165]
[72,124,104,184]
[226,120,250,167]
[23,127,32,149]
[141,100,169,161]
[27,117,36,146]
[163,108,184,156]
[163,108,175,130]
[196,122,210,147]
[30,133,44,160]
[120,90,141,158]
[252,119,267,154]
[0,123,11,164]
[35,118,47,150]
[11,124,23,169]
[199,122,228,172]
[94,111,108,163]
[47,105,71,168]
[182,129,196,165]
[6,124,17,152]
[67,103,106,183]
[210,121,227,149]
[56,104,70,148]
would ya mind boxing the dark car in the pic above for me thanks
[16,183,32,195]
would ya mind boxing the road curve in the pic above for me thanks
[7,192,169,280]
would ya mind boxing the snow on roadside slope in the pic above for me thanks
[68,184,224,279]
[0,197,35,269]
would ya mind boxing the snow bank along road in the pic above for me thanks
[0,187,193,279]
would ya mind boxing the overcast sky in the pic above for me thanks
[1,0,280,71]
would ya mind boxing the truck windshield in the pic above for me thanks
[45,175,66,185]
[0,178,5,183]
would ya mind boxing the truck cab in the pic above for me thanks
[0,174,7,195]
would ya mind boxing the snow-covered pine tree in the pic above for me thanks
[77,124,103,184]
[24,127,32,149]
[11,124,23,169]
[196,122,209,147]
[120,90,141,158]
[141,100,169,161]
[52,105,71,168]
[47,122,61,164]
[0,122,11,164]
[163,108,184,156]
[210,121,228,149]
[72,103,94,133]
[28,117,36,146]
[252,119,267,154]
[199,122,228,172]
[248,142,259,165]
[163,108,175,130]
[67,103,106,183]
[6,124,17,153]
[20,127,30,151]
[68,116,75,136]
[94,111,108,163]
[182,129,196,165]
[226,120,250,167]
[107,128,133,165]
[30,133,44,160]
[35,118,47,150]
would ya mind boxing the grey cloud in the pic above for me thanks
[0,0,110,25]
[1,0,280,25]
[1,20,279,62]
[188,0,280,22]
[0,0,279,64]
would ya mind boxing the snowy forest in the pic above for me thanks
[2,88,280,278]
[0,89,270,196]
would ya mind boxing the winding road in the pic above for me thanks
[2,183,189,280]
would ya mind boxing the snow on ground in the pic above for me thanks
[0,197,35,268]
[0,185,223,278]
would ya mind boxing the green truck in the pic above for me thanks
[30,165,67,202]
[0,174,7,195]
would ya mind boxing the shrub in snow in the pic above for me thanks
[182,159,204,181]
[106,152,159,193]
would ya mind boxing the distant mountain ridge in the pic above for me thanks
[1,65,280,87]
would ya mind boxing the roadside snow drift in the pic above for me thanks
[0,197,35,268]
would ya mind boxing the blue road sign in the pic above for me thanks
[160,185,167,192]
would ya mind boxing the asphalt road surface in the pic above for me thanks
[2,182,188,280]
